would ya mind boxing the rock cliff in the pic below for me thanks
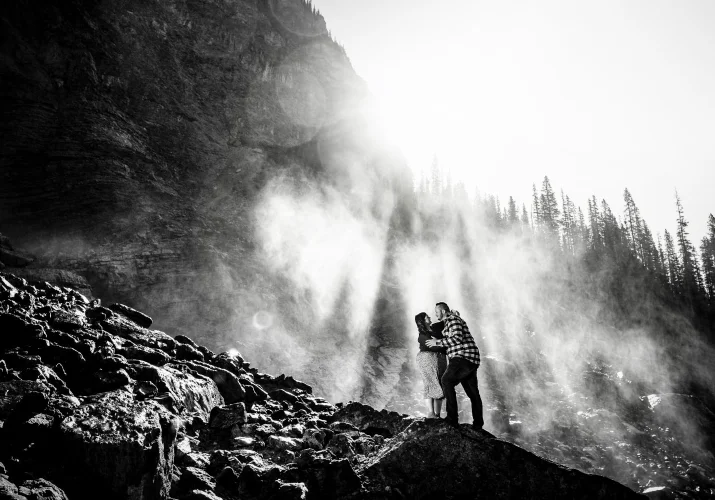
[0,0,413,404]
[0,271,644,499]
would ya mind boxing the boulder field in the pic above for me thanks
[0,271,643,499]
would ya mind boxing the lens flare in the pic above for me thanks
[252,310,274,330]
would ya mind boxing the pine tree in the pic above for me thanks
[600,199,621,254]
[483,195,501,228]
[444,169,453,198]
[521,204,531,234]
[576,206,587,254]
[623,188,644,260]
[700,214,715,304]
[507,196,519,228]
[641,221,657,273]
[561,190,574,255]
[675,192,702,306]
[656,234,669,287]
[495,197,503,228]
[567,194,579,253]
[531,184,541,232]
[430,155,441,197]
[664,229,682,294]
[540,177,560,238]
[587,196,602,250]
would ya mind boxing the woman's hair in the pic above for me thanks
[414,312,431,336]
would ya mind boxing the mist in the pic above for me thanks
[398,191,715,456]
[239,155,715,483]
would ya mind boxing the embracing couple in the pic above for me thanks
[415,302,484,430]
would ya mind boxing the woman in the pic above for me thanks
[415,312,448,418]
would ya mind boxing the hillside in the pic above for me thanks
[0,271,647,499]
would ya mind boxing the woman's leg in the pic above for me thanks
[418,352,438,417]
[425,398,436,417]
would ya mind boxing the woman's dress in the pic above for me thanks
[417,321,448,399]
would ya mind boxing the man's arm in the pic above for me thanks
[436,317,464,347]
[436,331,463,348]
[425,330,452,348]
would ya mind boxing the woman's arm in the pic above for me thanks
[418,333,429,350]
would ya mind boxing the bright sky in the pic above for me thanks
[312,0,714,245]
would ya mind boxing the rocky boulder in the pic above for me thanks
[126,361,224,418]
[358,420,645,499]
[0,475,68,500]
[54,390,179,500]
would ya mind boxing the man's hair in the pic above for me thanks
[436,302,450,313]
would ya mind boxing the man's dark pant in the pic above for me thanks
[441,356,484,428]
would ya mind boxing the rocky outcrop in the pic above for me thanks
[390,353,715,499]
[0,271,646,499]
[359,420,641,499]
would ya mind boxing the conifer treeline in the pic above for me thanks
[415,165,715,333]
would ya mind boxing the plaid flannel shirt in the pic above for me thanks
[436,312,481,368]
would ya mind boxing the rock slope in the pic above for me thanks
[0,271,644,499]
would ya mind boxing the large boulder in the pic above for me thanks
[358,420,645,499]
[125,360,224,418]
[51,390,179,500]
[174,360,247,404]
[109,303,153,329]
[98,316,176,353]
[18,478,69,500]
[0,476,68,500]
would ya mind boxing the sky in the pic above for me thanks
[312,0,714,245]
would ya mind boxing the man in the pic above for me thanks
[425,302,484,430]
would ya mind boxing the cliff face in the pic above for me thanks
[0,271,645,499]
[0,0,413,404]
[0,0,364,282]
